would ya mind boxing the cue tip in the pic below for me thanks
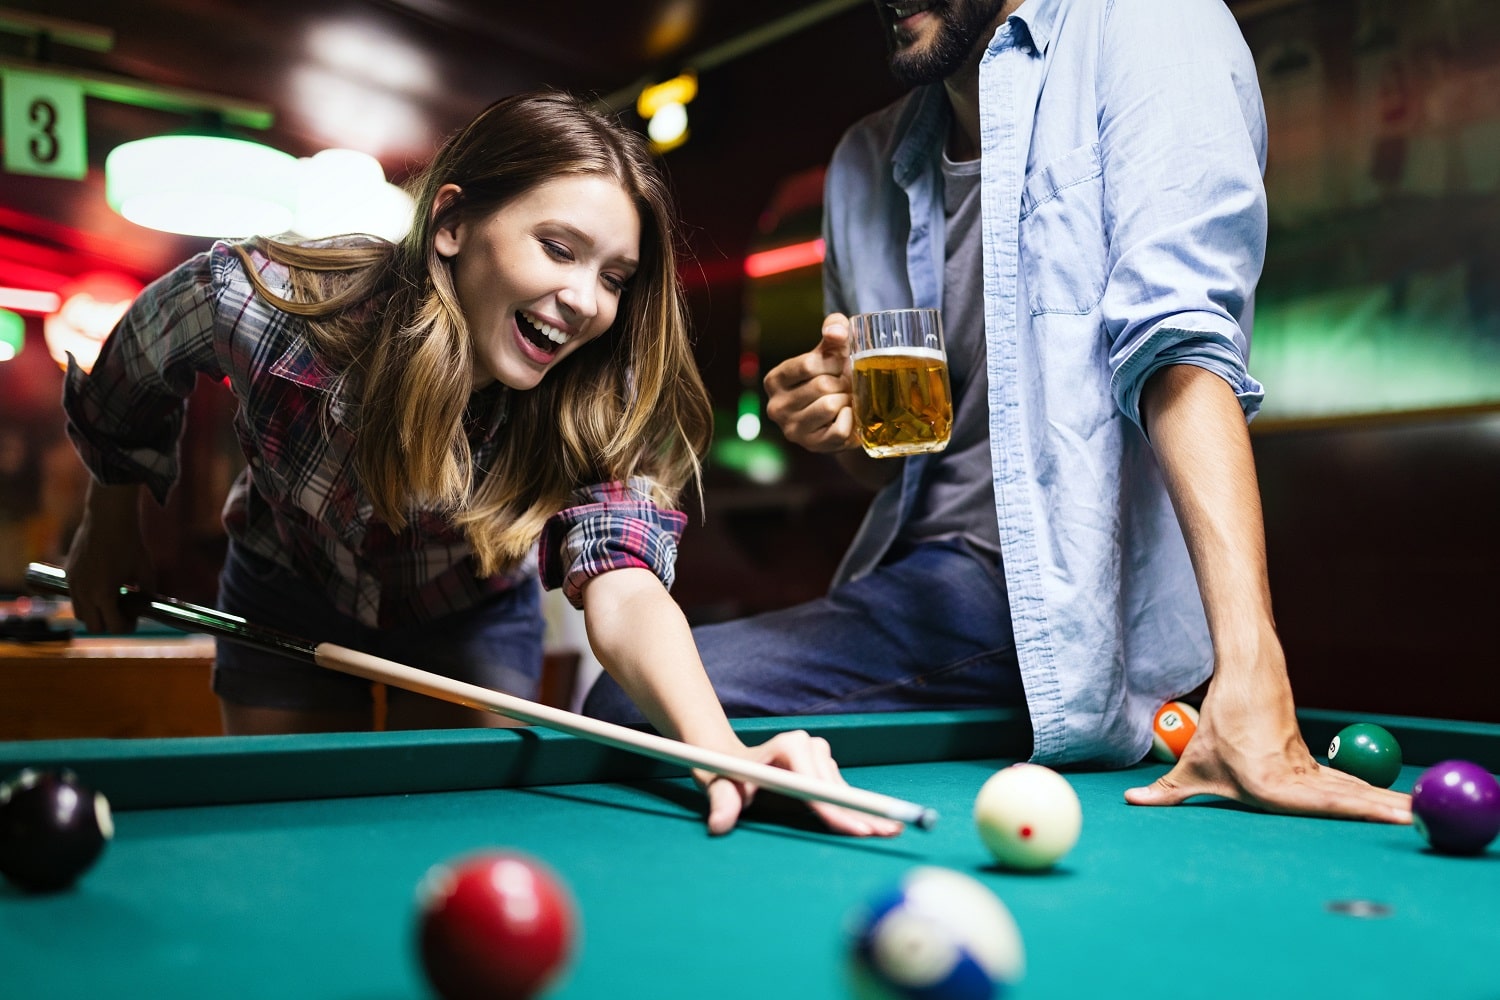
[915,807,940,831]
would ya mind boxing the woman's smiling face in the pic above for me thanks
[434,174,641,391]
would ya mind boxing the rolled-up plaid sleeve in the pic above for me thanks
[539,478,688,609]
[63,250,221,504]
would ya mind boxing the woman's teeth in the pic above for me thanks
[521,311,569,347]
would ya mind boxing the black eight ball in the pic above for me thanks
[0,768,114,892]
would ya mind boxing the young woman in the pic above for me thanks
[62,91,896,837]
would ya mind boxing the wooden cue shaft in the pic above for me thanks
[317,644,938,829]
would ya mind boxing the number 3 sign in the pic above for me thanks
[3,70,87,180]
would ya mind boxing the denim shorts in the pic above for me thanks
[212,543,544,711]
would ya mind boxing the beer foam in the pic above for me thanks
[851,346,946,361]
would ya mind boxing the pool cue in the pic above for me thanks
[25,563,938,830]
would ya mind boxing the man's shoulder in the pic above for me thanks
[1058,0,1244,40]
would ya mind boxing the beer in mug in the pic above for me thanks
[848,309,953,458]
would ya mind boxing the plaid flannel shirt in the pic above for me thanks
[64,241,685,628]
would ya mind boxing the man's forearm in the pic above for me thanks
[1138,364,1278,664]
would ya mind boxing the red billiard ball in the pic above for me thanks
[416,851,577,1000]
[0,768,114,893]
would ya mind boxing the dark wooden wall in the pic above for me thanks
[1256,412,1500,723]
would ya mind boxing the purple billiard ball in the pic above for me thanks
[1410,760,1500,856]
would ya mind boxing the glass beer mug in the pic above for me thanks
[848,308,953,458]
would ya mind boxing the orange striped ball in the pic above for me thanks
[1150,701,1200,763]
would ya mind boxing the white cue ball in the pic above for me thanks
[973,763,1082,871]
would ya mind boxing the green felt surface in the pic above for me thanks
[1,713,1497,998]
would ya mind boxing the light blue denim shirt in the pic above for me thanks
[823,0,1268,766]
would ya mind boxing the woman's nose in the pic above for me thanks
[556,275,597,319]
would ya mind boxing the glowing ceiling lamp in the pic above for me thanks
[292,149,414,242]
[106,123,299,238]
[4,10,288,237]
[0,309,23,361]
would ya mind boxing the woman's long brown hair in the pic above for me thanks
[234,91,711,575]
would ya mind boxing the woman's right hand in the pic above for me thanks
[698,729,905,838]
[63,482,154,635]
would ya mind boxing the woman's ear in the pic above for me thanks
[432,183,464,259]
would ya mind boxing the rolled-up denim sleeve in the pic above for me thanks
[538,478,688,609]
[1096,0,1269,432]
[1111,326,1265,431]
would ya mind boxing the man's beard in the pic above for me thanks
[885,0,1007,86]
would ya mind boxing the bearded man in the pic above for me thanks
[586,0,1411,826]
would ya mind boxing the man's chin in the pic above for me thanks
[889,50,945,87]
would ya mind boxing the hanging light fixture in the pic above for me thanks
[105,115,299,238]
[3,10,292,237]
[292,149,414,242]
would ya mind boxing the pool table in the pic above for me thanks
[1,708,1497,999]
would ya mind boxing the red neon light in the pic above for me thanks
[744,238,825,279]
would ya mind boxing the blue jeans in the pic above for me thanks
[581,539,1024,724]
[213,543,544,711]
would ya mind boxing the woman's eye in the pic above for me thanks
[540,239,572,261]
[603,274,628,293]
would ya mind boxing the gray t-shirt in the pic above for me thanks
[897,152,1001,563]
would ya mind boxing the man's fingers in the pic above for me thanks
[766,348,846,395]
[1249,767,1413,824]
[816,316,851,361]
[1123,775,1192,807]
[823,406,857,450]
[1125,761,1414,825]
[765,316,851,393]
[784,397,855,452]
[763,315,857,452]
